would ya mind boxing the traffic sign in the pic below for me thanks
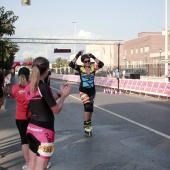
[54,48,71,53]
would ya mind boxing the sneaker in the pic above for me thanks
[21,162,51,169]
[47,162,51,169]
[22,164,27,170]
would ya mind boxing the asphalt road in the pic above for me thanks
[1,76,170,170]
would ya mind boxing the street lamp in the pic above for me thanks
[159,48,162,77]
[72,22,77,55]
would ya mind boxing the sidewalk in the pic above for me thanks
[0,96,25,170]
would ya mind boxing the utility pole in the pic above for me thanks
[165,0,169,81]
[117,43,120,93]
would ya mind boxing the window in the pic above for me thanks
[124,50,127,55]
[139,60,143,68]
[136,48,138,54]
[153,59,159,68]
[128,61,131,68]
[141,60,145,67]
[134,61,137,68]
[140,47,143,53]
[143,60,147,67]
[144,46,149,52]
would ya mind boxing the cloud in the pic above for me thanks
[77,30,102,39]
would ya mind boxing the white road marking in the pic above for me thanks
[51,86,170,140]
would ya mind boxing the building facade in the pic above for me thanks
[122,32,170,76]
[66,32,170,76]
[85,32,170,76]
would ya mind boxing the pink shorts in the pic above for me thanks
[27,123,55,159]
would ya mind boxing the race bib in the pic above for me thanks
[38,142,54,157]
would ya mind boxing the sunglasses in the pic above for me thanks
[84,60,90,63]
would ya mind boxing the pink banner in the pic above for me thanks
[51,74,170,98]
[110,79,117,88]
[156,82,167,94]
[164,82,170,95]
[123,79,129,89]
[98,78,107,86]
[105,78,112,87]
[94,77,101,85]
[139,81,147,91]
[150,82,160,93]
[119,79,125,88]
[125,79,133,90]
[130,80,138,90]
[144,81,153,92]
[135,80,142,90]
[108,79,115,87]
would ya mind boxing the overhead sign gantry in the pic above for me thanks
[0,37,123,45]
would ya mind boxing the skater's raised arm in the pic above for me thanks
[88,53,104,68]
[69,51,83,69]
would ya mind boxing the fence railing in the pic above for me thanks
[51,74,170,99]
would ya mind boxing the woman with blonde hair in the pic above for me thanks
[12,67,30,170]
[25,57,71,170]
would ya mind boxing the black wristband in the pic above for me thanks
[91,55,96,60]
[57,93,61,98]
[89,53,96,60]
[75,51,82,59]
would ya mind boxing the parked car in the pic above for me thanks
[134,69,147,76]
[124,69,147,79]
[124,69,134,79]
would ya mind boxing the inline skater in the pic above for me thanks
[69,51,104,136]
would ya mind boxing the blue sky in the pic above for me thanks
[1,0,169,63]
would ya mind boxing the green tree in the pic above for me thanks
[0,6,19,69]
[55,57,69,68]
[24,57,34,69]
[0,6,19,37]
[24,57,34,62]
[0,40,19,70]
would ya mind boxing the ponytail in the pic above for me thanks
[30,65,40,94]
[18,75,27,87]
[29,57,49,94]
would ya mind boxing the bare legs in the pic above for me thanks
[28,149,49,170]
[22,144,29,166]
[84,111,92,121]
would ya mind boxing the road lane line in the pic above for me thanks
[51,86,170,140]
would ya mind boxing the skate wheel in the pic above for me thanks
[89,132,92,137]
[85,131,92,137]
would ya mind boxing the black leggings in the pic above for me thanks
[16,120,29,145]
